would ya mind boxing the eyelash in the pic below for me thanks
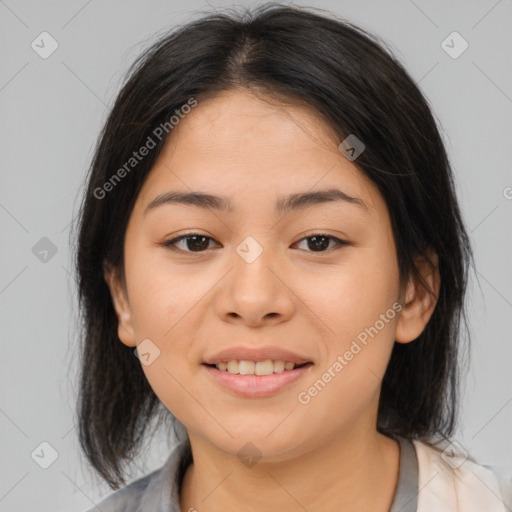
[161,232,348,254]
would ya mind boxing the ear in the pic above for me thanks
[395,250,440,344]
[103,261,137,347]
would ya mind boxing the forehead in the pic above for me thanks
[135,89,382,215]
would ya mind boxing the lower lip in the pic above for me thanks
[202,363,314,398]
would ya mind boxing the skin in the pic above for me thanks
[104,88,440,512]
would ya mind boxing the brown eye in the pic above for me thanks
[295,234,347,253]
[163,234,217,252]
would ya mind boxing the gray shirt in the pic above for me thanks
[86,435,418,512]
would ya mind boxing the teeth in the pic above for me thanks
[273,360,285,373]
[214,359,303,375]
[226,360,239,374]
[239,360,255,375]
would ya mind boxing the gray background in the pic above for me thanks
[0,0,511,510]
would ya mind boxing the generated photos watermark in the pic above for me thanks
[93,97,198,200]
[297,301,403,405]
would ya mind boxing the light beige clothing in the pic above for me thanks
[414,439,512,511]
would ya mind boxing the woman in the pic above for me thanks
[74,3,512,511]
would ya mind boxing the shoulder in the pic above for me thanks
[84,470,157,512]
[83,437,192,512]
[413,439,512,512]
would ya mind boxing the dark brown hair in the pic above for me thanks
[72,2,474,489]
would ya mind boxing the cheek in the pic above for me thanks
[317,246,400,333]
[137,357,205,437]
[124,243,203,338]
[123,245,208,407]
[296,276,399,432]
[311,245,400,385]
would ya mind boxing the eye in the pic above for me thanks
[294,233,347,253]
[162,233,219,253]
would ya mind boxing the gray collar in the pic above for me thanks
[389,436,419,512]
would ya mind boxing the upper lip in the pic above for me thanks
[203,346,313,365]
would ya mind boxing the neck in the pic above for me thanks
[179,425,400,512]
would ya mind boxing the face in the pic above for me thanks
[105,88,437,460]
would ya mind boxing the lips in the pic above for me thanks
[203,345,313,366]
[203,362,314,398]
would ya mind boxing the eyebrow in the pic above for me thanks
[144,188,368,216]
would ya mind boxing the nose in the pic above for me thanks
[213,242,296,327]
